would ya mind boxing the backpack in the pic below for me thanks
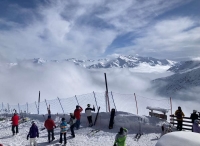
[176,111,182,119]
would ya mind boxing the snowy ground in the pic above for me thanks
[0,112,164,146]
[2,111,199,146]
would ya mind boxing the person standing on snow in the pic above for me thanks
[67,113,76,138]
[11,113,19,135]
[193,119,200,133]
[175,106,185,131]
[85,104,95,127]
[74,105,83,130]
[44,115,56,143]
[113,127,128,146]
[59,118,67,145]
[190,110,199,132]
[27,121,39,146]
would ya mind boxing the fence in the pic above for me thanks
[170,115,200,131]
[0,92,171,117]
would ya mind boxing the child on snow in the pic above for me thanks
[59,118,67,145]
[27,121,39,146]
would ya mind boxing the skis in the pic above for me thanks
[134,133,142,141]
[93,106,100,126]
[87,129,100,136]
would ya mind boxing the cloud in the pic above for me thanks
[0,62,168,105]
[0,0,193,61]
[0,61,198,116]
[114,17,200,59]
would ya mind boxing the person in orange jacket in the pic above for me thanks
[44,115,56,143]
[74,105,83,129]
[11,113,19,135]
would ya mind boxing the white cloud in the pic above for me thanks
[114,17,200,59]
[0,62,167,104]
[0,0,193,61]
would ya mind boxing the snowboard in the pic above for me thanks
[109,108,115,129]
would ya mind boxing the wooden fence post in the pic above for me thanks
[134,93,138,115]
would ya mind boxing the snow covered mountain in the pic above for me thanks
[5,55,176,69]
[88,55,175,69]
[152,67,200,98]
[167,60,200,73]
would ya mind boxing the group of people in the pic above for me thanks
[10,104,97,145]
[174,106,200,133]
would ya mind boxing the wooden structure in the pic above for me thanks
[147,106,168,120]
[170,115,200,131]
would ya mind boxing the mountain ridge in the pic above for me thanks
[2,55,176,69]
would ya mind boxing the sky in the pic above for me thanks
[0,0,200,62]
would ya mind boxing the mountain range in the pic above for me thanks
[2,55,176,69]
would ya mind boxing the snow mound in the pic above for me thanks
[156,131,200,146]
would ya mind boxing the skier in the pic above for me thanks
[74,105,83,130]
[11,113,19,135]
[59,117,67,145]
[190,110,199,131]
[113,127,128,146]
[193,119,200,133]
[67,113,76,138]
[174,106,185,131]
[27,121,39,146]
[85,104,95,127]
[44,115,56,143]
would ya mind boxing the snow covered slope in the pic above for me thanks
[0,112,166,146]
[167,60,200,73]
[152,67,200,99]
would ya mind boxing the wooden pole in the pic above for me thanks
[75,95,79,105]
[18,103,20,114]
[57,97,65,115]
[170,97,172,115]
[38,91,40,115]
[26,102,28,114]
[93,91,98,108]
[35,101,37,113]
[104,73,110,112]
[45,99,48,111]
[134,93,138,115]
[111,91,117,111]
[7,103,10,113]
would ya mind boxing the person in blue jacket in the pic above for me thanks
[27,121,39,146]
[59,117,67,145]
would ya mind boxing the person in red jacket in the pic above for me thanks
[44,115,56,143]
[11,113,19,135]
[74,105,83,130]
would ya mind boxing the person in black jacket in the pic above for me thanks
[190,110,199,132]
